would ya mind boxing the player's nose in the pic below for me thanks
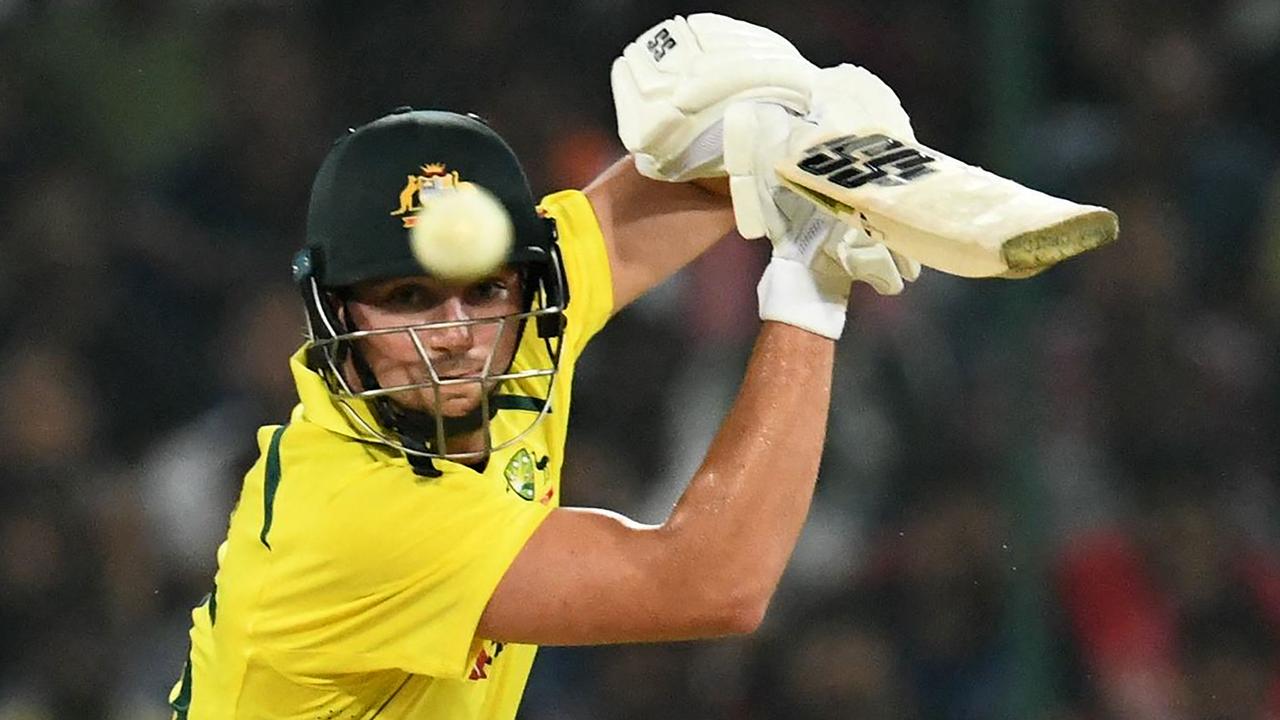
[422,297,474,353]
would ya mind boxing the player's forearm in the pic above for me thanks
[585,155,735,311]
[657,321,834,629]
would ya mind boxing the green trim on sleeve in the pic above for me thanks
[491,394,548,413]
[259,424,290,550]
[169,657,193,719]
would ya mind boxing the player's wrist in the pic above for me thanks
[757,257,850,340]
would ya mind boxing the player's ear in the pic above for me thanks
[332,292,354,326]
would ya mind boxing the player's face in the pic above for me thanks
[344,267,524,418]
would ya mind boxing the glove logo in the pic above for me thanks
[389,163,477,228]
[798,134,937,190]
[646,27,677,61]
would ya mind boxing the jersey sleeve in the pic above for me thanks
[250,450,553,680]
[538,189,614,357]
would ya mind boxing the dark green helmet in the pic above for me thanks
[300,107,556,287]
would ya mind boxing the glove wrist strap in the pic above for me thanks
[757,258,849,340]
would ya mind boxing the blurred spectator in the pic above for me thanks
[0,340,117,718]
[758,593,916,720]
[1058,447,1280,720]
[871,466,1013,720]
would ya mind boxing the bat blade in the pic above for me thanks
[776,132,1119,278]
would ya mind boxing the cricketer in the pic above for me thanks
[170,14,919,719]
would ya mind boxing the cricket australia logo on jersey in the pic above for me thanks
[389,162,477,228]
[504,449,538,501]
[797,133,938,189]
[504,448,554,503]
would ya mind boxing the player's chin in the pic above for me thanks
[394,385,485,417]
[436,393,484,417]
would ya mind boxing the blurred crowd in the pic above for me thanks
[1,0,1278,718]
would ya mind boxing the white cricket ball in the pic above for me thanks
[409,186,514,281]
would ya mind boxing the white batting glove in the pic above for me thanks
[757,193,855,339]
[724,100,815,241]
[760,186,921,339]
[826,225,921,293]
[726,67,918,238]
[809,63,916,142]
[611,13,817,181]
[727,100,920,298]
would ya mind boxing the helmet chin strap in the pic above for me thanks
[384,401,500,476]
[383,399,498,445]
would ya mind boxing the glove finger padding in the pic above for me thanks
[891,250,922,282]
[724,101,787,240]
[724,101,823,240]
[723,76,914,244]
[824,229,906,296]
[809,63,916,141]
[824,225,921,295]
[612,14,816,181]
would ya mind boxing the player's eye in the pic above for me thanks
[384,284,437,310]
[468,280,510,305]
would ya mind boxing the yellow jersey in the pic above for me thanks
[170,190,613,719]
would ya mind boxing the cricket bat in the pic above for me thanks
[776,132,1119,278]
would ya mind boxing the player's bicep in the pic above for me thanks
[477,506,745,645]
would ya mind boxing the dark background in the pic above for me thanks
[1,1,1278,718]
